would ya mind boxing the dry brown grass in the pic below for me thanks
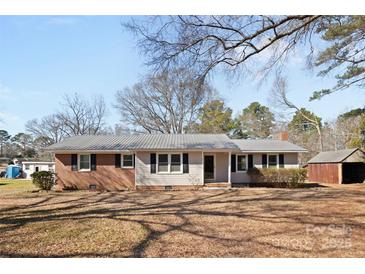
[0,180,365,257]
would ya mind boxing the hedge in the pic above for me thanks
[247,168,307,188]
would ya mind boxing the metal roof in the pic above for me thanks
[307,148,361,164]
[45,134,307,153]
[231,139,307,152]
[45,134,239,151]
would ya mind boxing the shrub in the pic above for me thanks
[247,167,307,188]
[31,171,55,191]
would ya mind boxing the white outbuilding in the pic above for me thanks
[22,161,55,179]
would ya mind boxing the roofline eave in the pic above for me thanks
[47,149,307,154]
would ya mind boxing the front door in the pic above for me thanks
[204,155,215,181]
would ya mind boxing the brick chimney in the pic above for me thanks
[278,131,289,141]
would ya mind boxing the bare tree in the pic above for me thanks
[329,114,365,150]
[124,16,322,83]
[26,93,108,148]
[114,69,213,133]
[272,76,324,151]
[26,114,65,145]
[57,93,107,136]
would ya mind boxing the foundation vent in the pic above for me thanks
[89,184,97,190]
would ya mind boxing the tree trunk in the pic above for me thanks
[317,126,324,152]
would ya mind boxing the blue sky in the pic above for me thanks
[0,16,364,135]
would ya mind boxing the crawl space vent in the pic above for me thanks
[89,184,97,190]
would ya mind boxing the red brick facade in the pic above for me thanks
[55,154,135,191]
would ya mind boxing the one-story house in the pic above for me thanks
[307,148,365,184]
[45,134,306,191]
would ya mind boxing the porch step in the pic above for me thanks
[203,182,231,189]
[231,183,250,188]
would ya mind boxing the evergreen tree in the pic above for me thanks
[234,102,275,139]
[0,130,11,156]
[191,100,234,133]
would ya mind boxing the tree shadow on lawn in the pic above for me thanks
[0,188,365,257]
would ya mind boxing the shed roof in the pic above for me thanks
[307,148,363,164]
[45,134,239,151]
[232,139,307,152]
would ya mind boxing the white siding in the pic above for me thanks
[283,153,300,168]
[136,151,203,186]
[135,151,299,185]
[231,153,299,183]
[204,152,229,183]
[22,162,55,179]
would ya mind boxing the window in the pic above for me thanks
[237,155,247,172]
[122,154,134,168]
[170,154,182,173]
[79,154,90,171]
[157,153,183,174]
[158,154,169,173]
[24,164,29,170]
[268,154,278,168]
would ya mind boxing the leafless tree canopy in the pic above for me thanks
[26,114,65,144]
[114,69,213,133]
[57,93,107,136]
[271,75,324,151]
[124,16,322,82]
[26,93,108,143]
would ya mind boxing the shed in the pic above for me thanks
[307,148,365,184]
[22,161,55,179]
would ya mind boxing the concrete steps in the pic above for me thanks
[203,182,231,189]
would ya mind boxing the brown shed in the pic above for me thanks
[307,148,365,184]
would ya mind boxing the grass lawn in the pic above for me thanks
[0,179,364,257]
[0,179,37,194]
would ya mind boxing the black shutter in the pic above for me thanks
[115,154,121,168]
[279,154,284,168]
[91,154,97,171]
[231,154,236,172]
[248,154,253,169]
[150,153,156,174]
[133,154,136,167]
[183,153,189,173]
[262,154,267,168]
[71,154,78,171]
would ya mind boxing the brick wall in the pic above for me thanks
[55,154,135,191]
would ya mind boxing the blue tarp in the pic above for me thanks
[5,165,21,179]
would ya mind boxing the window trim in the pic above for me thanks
[236,154,248,173]
[156,153,183,174]
[267,154,279,169]
[78,154,91,172]
[121,153,134,169]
